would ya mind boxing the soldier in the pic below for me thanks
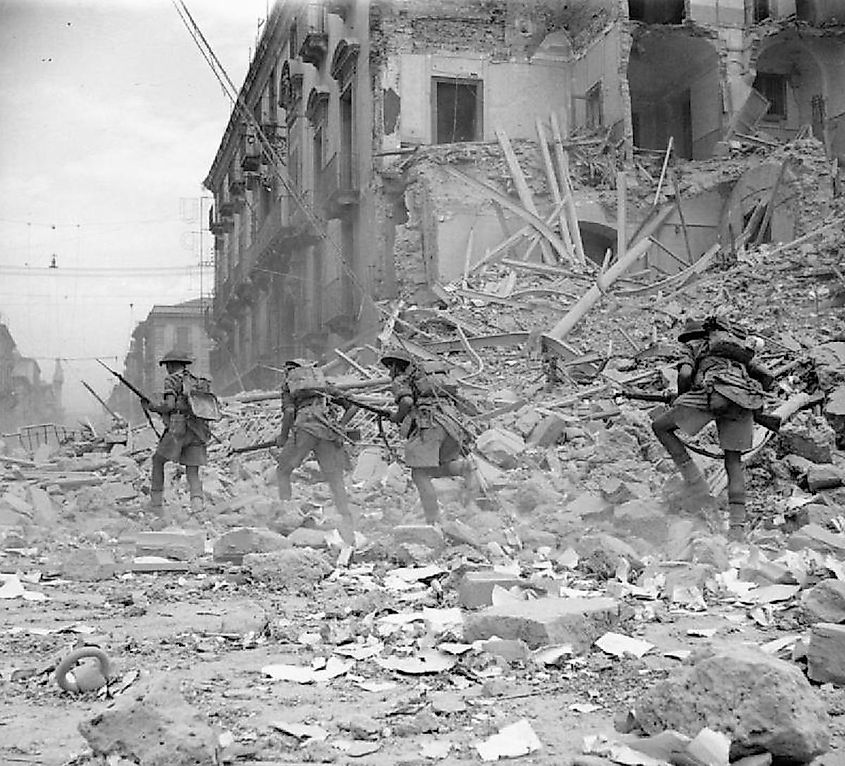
[275,359,356,547]
[142,350,212,513]
[651,316,776,541]
[381,350,480,525]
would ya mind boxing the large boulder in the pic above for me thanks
[243,548,332,595]
[79,676,218,766]
[634,646,830,762]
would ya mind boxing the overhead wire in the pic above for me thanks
[172,0,374,316]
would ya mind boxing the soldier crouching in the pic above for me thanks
[275,359,356,547]
[651,316,776,542]
[381,350,480,525]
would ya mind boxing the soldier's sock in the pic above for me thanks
[149,490,163,509]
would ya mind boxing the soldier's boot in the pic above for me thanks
[190,495,204,514]
[149,490,163,510]
[678,458,711,498]
[727,502,746,543]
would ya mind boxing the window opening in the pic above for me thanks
[586,81,603,130]
[434,78,481,143]
[753,72,787,119]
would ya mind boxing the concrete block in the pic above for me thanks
[441,518,484,548]
[458,570,527,608]
[243,548,332,595]
[612,500,669,543]
[802,580,845,624]
[807,464,845,492]
[80,676,218,765]
[808,623,845,685]
[393,524,445,550]
[636,646,830,762]
[212,527,290,564]
[27,486,57,525]
[787,524,845,556]
[476,427,524,468]
[462,596,620,651]
[527,414,566,448]
[134,530,206,561]
[351,447,389,486]
[286,526,329,548]
[780,415,836,464]
[61,548,117,581]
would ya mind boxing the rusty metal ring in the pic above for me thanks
[54,647,111,693]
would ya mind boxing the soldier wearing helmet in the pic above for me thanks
[381,349,480,526]
[651,316,776,541]
[274,358,356,547]
[143,349,213,514]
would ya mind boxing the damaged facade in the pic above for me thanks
[205,0,844,391]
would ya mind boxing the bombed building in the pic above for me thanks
[204,0,844,392]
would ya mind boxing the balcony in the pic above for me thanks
[317,152,360,219]
[298,5,328,67]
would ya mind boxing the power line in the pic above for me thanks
[0,217,183,228]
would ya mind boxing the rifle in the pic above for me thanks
[328,392,397,460]
[97,359,161,438]
[617,389,781,433]
[81,380,123,422]
[231,438,277,455]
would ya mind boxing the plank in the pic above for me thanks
[536,116,576,263]
[549,112,586,265]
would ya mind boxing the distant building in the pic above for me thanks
[110,299,213,424]
[0,321,64,433]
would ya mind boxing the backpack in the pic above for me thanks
[286,366,328,397]
[183,373,222,421]
[706,329,755,365]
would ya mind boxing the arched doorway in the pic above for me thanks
[754,34,826,144]
[578,221,617,265]
[627,31,720,159]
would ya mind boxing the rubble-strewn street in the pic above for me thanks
[4,130,845,764]
[4,0,845,764]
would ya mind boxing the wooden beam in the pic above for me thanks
[670,167,693,264]
[543,204,675,344]
[445,167,572,262]
[616,171,627,262]
[753,159,790,247]
[490,200,521,261]
[550,112,586,266]
[536,117,576,264]
[495,128,555,265]
[653,136,674,205]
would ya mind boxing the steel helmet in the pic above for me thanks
[283,358,310,369]
[159,349,194,366]
[380,349,412,369]
[677,319,707,343]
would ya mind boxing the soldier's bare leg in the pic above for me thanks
[150,454,166,508]
[651,410,710,495]
[185,465,203,512]
[411,467,441,524]
[724,450,746,541]
[275,431,314,501]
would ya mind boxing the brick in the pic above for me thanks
[808,623,845,685]
[213,527,290,564]
[458,570,527,608]
[807,464,845,492]
[527,414,566,448]
[61,548,117,581]
[134,530,206,561]
[462,596,620,651]
[393,524,445,550]
[286,527,329,548]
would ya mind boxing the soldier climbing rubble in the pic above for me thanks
[381,349,481,526]
[651,315,779,542]
[142,349,218,514]
[274,359,357,547]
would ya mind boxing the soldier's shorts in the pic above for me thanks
[155,430,208,466]
[276,428,348,476]
[405,424,464,469]
[671,390,754,452]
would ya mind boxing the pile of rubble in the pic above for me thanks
[4,135,845,766]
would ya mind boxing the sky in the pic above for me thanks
[0,0,271,423]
